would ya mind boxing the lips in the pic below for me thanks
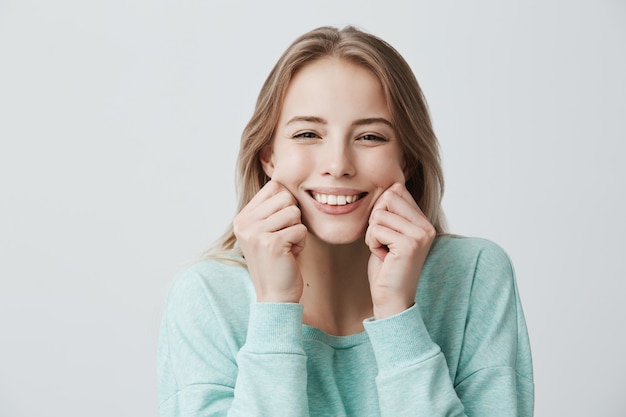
[305,188,368,216]
[311,192,365,206]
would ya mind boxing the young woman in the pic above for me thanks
[158,26,534,416]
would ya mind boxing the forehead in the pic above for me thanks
[279,57,390,123]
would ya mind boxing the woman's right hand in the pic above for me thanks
[233,180,307,303]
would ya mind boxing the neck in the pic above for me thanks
[297,233,373,336]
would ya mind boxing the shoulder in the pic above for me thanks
[169,258,253,295]
[164,258,256,320]
[425,235,514,282]
[158,259,253,405]
[419,235,517,308]
[424,235,524,326]
[428,234,512,267]
[418,236,531,381]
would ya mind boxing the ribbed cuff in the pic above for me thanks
[363,304,440,370]
[243,303,305,354]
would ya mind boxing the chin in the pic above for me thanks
[307,224,366,246]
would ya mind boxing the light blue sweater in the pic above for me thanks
[158,235,534,416]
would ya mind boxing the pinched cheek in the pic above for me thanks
[270,154,312,182]
[370,163,405,188]
[366,165,405,215]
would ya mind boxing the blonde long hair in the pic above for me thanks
[205,25,446,262]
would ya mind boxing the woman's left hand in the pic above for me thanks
[365,182,436,319]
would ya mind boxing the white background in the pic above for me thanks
[1,0,625,416]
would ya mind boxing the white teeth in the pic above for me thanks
[313,193,361,206]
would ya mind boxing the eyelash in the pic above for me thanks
[291,132,388,142]
[293,131,320,139]
[359,134,388,143]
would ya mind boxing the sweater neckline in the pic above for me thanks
[302,324,369,349]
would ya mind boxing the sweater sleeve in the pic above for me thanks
[363,242,534,417]
[231,303,310,416]
[364,305,467,416]
[158,267,310,417]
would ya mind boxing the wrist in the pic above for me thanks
[373,300,414,320]
[256,289,302,304]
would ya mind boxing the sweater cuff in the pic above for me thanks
[243,303,305,354]
[363,304,440,370]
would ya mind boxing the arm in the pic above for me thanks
[364,305,465,416]
[364,241,534,417]
[159,180,311,416]
[365,184,533,416]
[452,242,534,416]
[158,269,310,417]
[230,303,309,416]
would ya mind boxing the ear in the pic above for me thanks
[259,145,275,179]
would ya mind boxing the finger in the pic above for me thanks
[370,188,428,227]
[389,182,421,210]
[367,202,435,255]
[243,180,293,213]
[368,224,401,248]
[365,223,398,261]
[367,222,426,260]
[275,223,308,254]
[370,183,414,213]
[365,212,394,249]
[370,205,436,247]
[263,204,302,233]
[365,227,387,261]
[244,185,297,221]
[369,208,419,236]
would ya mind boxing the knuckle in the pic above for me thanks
[281,205,300,226]
[420,223,436,240]
[293,223,308,235]
[233,216,253,236]
[370,209,384,223]
[289,204,301,218]
[381,190,393,204]
[412,226,434,246]
[232,218,245,237]
[277,189,294,205]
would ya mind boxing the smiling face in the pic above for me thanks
[261,57,406,245]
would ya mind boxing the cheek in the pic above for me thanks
[368,156,406,189]
[267,150,311,184]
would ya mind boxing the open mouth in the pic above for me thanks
[310,192,367,206]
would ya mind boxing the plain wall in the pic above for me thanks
[1,0,624,415]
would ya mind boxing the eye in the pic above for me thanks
[358,134,388,143]
[292,131,320,140]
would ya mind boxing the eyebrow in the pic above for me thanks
[286,116,394,129]
[286,116,327,125]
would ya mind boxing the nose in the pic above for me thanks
[320,139,356,178]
